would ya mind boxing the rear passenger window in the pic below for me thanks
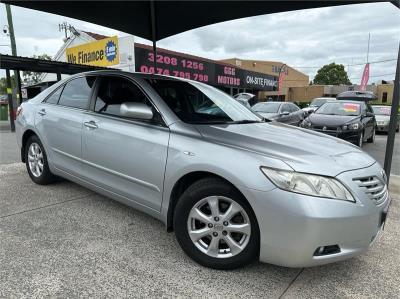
[94,76,152,118]
[45,86,63,104]
[58,77,95,109]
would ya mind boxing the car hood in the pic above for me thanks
[375,115,390,122]
[308,114,359,126]
[195,122,375,177]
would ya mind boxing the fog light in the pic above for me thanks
[314,245,340,256]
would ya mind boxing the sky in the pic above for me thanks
[1,2,399,83]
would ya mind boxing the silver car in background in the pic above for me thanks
[252,101,305,126]
[16,71,390,269]
[372,105,400,133]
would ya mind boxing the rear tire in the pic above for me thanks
[25,135,56,185]
[173,177,259,270]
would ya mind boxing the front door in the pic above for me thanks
[81,76,169,211]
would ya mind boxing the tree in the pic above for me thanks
[313,63,351,85]
[0,75,17,94]
[22,54,52,85]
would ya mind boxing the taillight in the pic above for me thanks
[16,106,23,117]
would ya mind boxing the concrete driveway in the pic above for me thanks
[1,162,400,298]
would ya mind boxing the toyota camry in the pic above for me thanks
[15,71,390,269]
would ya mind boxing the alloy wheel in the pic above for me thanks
[187,196,251,258]
[28,142,44,177]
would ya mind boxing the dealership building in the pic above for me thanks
[42,30,309,102]
[41,30,393,105]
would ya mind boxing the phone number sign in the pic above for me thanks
[134,44,276,91]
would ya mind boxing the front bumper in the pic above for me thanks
[242,163,390,268]
[376,123,389,132]
[308,127,360,143]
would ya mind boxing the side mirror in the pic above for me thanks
[120,102,153,120]
[281,111,290,116]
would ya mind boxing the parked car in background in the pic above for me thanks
[302,97,336,114]
[301,100,376,147]
[16,71,390,270]
[233,92,255,108]
[337,90,377,102]
[372,105,400,133]
[252,101,304,126]
[0,94,8,105]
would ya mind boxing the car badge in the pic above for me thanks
[322,126,327,131]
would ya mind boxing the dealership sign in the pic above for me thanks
[134,44,277,91]
[66,36,119,67]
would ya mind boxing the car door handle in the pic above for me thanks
[84,121,98,129]
[38,109,46,116]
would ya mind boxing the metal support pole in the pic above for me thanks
[6,69,15,132]
[150,0,157,72]
[6,4,21,104]
[57,72,62,81]
[17,70,22,104]
[383,41,400,183]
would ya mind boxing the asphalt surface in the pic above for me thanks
[1,127,400,297]
[1,163,399,298]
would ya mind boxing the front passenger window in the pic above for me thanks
[95,76,152,118]
[281,104,290,113]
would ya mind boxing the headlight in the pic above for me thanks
[343,122,359,130]
[260,167,355,202]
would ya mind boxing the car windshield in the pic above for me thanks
[252,102,281,113]
[316,102,361,116]
[372,106,391,116]
[311,98,329,107]
[147,79,262,124]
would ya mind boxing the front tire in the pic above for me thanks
[173,178,259,270]
[25,135,56,185]
[367,128,375,143]
[356,132,363,147]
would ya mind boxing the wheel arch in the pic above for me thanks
[166,171,255,232]
[21,129,38,162]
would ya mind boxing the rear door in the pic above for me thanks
[35,76,95,176]
[81,75,170,211]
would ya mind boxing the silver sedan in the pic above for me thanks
[15,71,390,269]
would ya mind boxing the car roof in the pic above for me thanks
[76,70,181,81]
[312,97,336,101]
[325,100,364,104]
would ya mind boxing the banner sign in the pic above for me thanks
[134,44,277,91]
[66,36,119,67]
[277,67,286,96]
[360,63,370,91]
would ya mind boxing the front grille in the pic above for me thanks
[312,125,339,131]
[311,126,340,136]
[353,176,388,205]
